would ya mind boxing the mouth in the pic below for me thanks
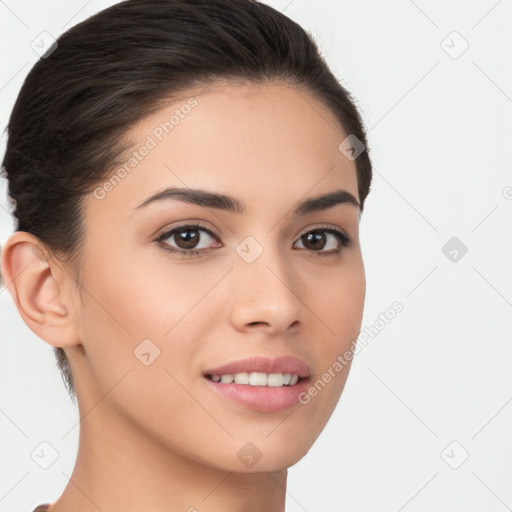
[202,356,311,413]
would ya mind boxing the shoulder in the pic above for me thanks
[31,504,51,512]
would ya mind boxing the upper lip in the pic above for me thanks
[203,356,310,378]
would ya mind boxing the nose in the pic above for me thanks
[228,244,303,335]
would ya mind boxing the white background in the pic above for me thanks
[1,1,511,511]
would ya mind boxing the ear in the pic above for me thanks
[1,231,81,349]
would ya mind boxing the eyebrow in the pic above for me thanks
[134,186,360,215]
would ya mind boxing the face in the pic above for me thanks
[69,80,365,471]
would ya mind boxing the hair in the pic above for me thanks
[1,0,373,404]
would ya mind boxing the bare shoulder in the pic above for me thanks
[31,504,51,512]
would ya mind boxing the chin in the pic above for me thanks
[215,428,319,473]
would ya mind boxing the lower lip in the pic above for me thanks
[204,377,310,412]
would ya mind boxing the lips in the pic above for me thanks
[203,355,310,379]
[202,355,311,412]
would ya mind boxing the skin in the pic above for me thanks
[2,80,365,512]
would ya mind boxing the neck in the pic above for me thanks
[50,400,288,512]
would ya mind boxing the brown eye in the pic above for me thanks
[294,228,351,256]
[172,227,202,250]
[155,223,220,256]
[155,223,351,259]
[301,231,327,251]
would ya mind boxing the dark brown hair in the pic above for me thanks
[1,0,373,403]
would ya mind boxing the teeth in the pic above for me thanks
[209,372,301,387]
[267,373,283,387]
[234,372,250,385]
[249,372,267,386]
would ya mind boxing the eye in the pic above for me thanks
[294,226,352,257]
[155,223,221,258]
[154,223,352,258]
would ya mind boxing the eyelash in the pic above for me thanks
[154,222,352,259]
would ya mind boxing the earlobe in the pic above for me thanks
[1,231,80,349]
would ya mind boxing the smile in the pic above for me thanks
[202,356,311,412]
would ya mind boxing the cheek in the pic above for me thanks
[305,255,365,346]
[301,256,365,405]
[76,247,234,398]
[74,254,234,454]
[80,245,220,342]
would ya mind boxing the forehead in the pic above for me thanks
[87,80,359,217]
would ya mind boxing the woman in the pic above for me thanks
[1,0,373,510]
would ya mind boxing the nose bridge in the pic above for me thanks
[229,233,303,331]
